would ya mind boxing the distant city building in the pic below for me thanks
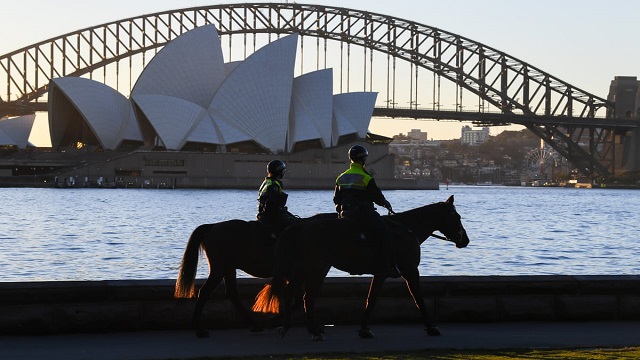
[407,128,428,141]
[441,160,458,167]
[460,125,490,146]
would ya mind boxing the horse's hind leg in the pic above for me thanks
[403,268,440,336]
[192,272,224,338]
[277,276,301,338]
[223,271,263,332]
[358,275,386,339]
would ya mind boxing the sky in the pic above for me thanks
[1,0,638,146]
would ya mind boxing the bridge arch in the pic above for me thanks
[1,3,611,116]
[0,3,626,178]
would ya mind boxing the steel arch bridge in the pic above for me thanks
[0,3,634,179]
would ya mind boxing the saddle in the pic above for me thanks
[339,217,402,277]
[252,221,279,247]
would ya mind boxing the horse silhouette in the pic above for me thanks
[252,195,469,340]
[174,213,334,337]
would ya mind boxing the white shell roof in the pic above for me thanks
[288,69,333,151]
[132,94,212,150]
[131,25,225,108]
[49,77,141,149]
[208,33,298,153]
[203,110,253,145]
[224,61,241,77]
[184,111,223,145]
[47,26,377,153]
[331,92,378,146]
[0,114,35,148]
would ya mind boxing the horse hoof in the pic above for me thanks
[267,316,282,329]
[249,325,264,333]
[276,326,287,339]
[196,329,210,338]
[358,328,375,339]
[311,333,326,341]
[425,326,441,336]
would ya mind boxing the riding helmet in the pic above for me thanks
[267,159,287,177]
[348,145,368,162]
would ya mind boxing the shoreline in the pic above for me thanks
[2,275,639,335]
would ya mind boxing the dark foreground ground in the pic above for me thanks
[2,321,639,360]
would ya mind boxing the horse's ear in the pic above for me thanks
[446,195,454,204]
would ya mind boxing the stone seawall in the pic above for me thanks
[2,275,639,335]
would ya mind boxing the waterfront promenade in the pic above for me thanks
[2,275,640,360]
[3,321,640,360]
[3,276,640,335]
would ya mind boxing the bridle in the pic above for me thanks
[387,207,464,245]
[435,228,467,246]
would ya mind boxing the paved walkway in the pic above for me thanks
[2,321,639,360]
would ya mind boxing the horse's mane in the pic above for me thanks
[388,201,451,222]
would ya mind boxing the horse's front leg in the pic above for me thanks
[223,271,263,333]
[277,277,299,339]
[358,275,386,339]
[403,268,440,336]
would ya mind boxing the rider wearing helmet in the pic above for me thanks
[257,160,297,236]
[333,145,400,278]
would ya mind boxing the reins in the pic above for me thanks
[429,233,448,241]
[386,208,449,242]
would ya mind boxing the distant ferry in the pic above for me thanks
[568,179,593,189]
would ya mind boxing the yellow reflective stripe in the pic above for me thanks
[259,179,282,196]
[337,173,367,190]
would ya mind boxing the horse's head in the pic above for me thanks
[436,195,470,248]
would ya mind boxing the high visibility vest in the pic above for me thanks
[258,177,287,214]
[335,162,372,191]
[258,178,283,197]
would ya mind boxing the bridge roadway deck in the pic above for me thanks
[2,321,639,359]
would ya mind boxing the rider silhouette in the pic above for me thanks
[257,160,297,237]
[333,145,400,278]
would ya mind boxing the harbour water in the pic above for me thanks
[0,186,638,282]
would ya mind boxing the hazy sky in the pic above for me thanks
[2,0,637,145]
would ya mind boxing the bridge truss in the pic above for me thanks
[0,3,633,179]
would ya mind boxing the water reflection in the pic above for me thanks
[0,186,638,282]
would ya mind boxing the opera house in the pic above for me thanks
[0,114,34,150]
[1,25,436,189]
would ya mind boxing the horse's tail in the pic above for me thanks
[252,262,288,314]
[252,223,300,314]
[174,224,209,298]
[252,279,283,314]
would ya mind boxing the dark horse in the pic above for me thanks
[252,195,469,341]
[174,213,334,338]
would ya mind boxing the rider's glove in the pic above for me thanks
[383,200,393,212]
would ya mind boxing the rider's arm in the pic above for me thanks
[367,178,392,210]
[332,183,342,212]
[262,184,285,212]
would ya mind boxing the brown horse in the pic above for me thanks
[252,195,469,341]
[174,213,334,338]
